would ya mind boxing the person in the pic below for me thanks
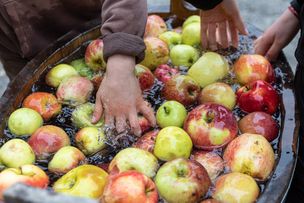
[0,0,155,136]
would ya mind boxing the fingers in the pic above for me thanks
[208,23,217,51]
[128,110,141,137]
[228,22,239,48]
[231,13,248,35]
[201,21,208,49]
[139,102,156,127]
[254,36,272,57]
[92,95,103,123]
[116,115,127,133]
[218,21,228,48]
[104,109,114,127]
[265,40,282,61]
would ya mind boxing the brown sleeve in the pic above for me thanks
[100,0,147,63]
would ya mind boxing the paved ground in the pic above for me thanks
[0,0,298,96]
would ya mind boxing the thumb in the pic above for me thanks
[92,96,103,123]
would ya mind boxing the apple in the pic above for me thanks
[22,92,62,121]
[234,54,275,85]
[154,126,192,161]
[102,170,158,203]
[190,150,224,182]
[8,108,43,137]
[56,76,94,106]
[70,58,94,79]
[170,44,199,67]
[223,133,275,181]
[184,103,238,150]
[201,199,221,203]
[239,112,279,142]
[154,64,179,83]
[28,125,70,160]
[71,102,104,129]
[144,15,167,38]
[159,31,182,49]
[182,22,201,46]
[199,82,236,110]
[135,64,155,91]
[162,75,200,106]
[0,165,49,200]
[132,130,159,153]
[155,158,211,203]
[183,15,200,28]
[188,52,229,88]
[85,39,106,71]
[45,64,78,88]
[140,37,169,71]
[53,164,108,199]
[212,172,259,203]
[0,139,35,168]
[48,146,86,175]
[138,114,152,134]
[108,147,159,178]
[91,72,103,91]
[237,80,279,114]
[156,100,187,128]
[75,127,107,155]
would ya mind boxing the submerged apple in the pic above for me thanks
[70,58,94,79]
[154,64,180,83]
[135,64,155,91]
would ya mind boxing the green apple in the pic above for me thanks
[109,147,159,178]
[159,31,182,49]
[156,101,187,128]
[170,44,199,67]
[0,139,35,168]
[183,15,200,28]
[154,126,192,161]
[188,52,229,88]
[45,64,78,87]
[182,22,201,46]
[8,108,43,137]
[70,58,94,79]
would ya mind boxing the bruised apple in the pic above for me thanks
[132,130,159,153]
[135,64,155,91]
[85,39,106,71]
[45,64,78,88]
[144,15,167,38]
[154,64,179,83]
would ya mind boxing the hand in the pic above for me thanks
[200,0,247,50]
[254,9,299,61]
[92,54,156,136]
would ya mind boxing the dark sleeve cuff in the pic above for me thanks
[291,0,303,14]
[102,32,146,64]
[185,0,223,10]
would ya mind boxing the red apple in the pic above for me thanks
[135,64,155,91]
[0,165,49,200]
[85,39,106,71]
[102,170,158,203]
[239,112,279,142]
[144,15,167,38]
[234,54,275,85]
[138,114,152,134]
[28,125,71,160]
[23,92,62,121]
[132,130,159,153]
[162,75,200,106]
[237,80,279,114]
[184,103,238,150]
[223,133,275,181]
[154,64,179,83]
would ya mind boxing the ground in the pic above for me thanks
[0,0,298,96]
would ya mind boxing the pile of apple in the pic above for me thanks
[0,14,282,203]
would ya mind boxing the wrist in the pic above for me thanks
[106,54,135,78]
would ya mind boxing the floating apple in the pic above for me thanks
[109,148,159,178]
[140,37,169,70]
[144,15,167,38]
[162,75,200,106]
[8,108,43,137]
[223,133,275,181]
[159,31,182,49]
[0,139,35,168]
[102,171,158,203]
[156,100,187,128]
[239,112,279,142]
[237,80,279,114]
[132,130,159,153]
[48,146,86,175]
[75,127,106,155]
[155,158,211,203]
[154,64,179,83]
[23,92,62,121]
[212,172,259,203]
[183,15,200,28]
[184,103,238,150]
[56,76,94,106]
[135,64,155,91]
[170,44,200,67]
[45,64,78,88]
[0,165,49,200]
[154,126,192,161]
[28,125,70,160]
[188,52,229,88]
[53,164,108,199]
[199,82,236,110]
[85,39,106,71]
[182,22,201,46]
[70,58,94,79]
[234,54,275,85]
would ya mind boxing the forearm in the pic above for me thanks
[185,0,223,10]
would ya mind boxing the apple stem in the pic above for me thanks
[164,106,170,114]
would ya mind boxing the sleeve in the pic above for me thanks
[291,0,303,14]
[100,0,147,63]
[185,0,223,10]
